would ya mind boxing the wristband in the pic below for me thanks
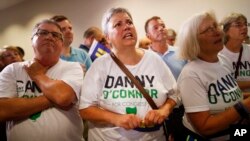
[234,102,250,119]
[239,102,250,119]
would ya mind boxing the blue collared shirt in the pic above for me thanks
[150,46,187,80]
[60,47,92,70]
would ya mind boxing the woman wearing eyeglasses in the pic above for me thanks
[176,11,250,141]
[219,13,250,97]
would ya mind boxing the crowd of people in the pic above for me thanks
[0,7,249,141]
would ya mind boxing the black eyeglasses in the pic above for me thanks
[34,29,63,41]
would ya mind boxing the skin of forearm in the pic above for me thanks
[0,96,52,122]
[159,98,177,116]
[80,106,121,126]
[242,97,250,112]
[189,102,247,136]
[32,74,75,107]
[237,81,250,90]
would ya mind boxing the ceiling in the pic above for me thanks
[0,0,28,10]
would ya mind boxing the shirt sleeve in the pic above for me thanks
[178,75,209,113]
[79,61,104,109]
[0,64,18,98]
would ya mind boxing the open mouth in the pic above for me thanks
[123,33,133,39]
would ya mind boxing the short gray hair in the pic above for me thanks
[101,7,133,35]
[32,19,63,41]
[176,11,216,61]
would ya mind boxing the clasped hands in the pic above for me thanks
[115,109,168,130]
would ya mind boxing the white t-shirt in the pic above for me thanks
[219,44,250,92]
[79,50,178,141]
[0,59,84,141]
[177,59,243,139]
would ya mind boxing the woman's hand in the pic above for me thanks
[144,109,167,127]
[114,114,142,130]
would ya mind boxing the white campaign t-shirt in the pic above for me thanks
[0,59,84,141]
[80,50,178,141]
[219,44,250,92]
[177,58,243,140]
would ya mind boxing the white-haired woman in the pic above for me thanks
[176,11,250,140]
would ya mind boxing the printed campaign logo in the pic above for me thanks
[126,107,137,114]
[230,124,250,141]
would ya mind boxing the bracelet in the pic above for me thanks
[239,102,250,119]
[234,102,250,119]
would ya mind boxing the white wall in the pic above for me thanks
[0,0,249,60]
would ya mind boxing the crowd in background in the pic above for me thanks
[0,7,250,141]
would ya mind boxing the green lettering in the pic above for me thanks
[136,90,142,98]
[113,90,119,99]
[150,89,158,98]
[103,90,109,99]
[222,93,231,103]
[246,70,250,76]
[120,90,127,98]
[128,90,135,98]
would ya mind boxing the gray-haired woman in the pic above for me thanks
[79,7,179,141]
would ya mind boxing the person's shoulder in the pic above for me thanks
[71,47,88,54]
[1,61,28,73]
[59,59,80,67]
[181,60,200,71]
[243,43,250,51]
[144,50,163,61]
[219,45,234,56]
[93,53,111,63]
[10,60,30,68]
[144,49,160,58]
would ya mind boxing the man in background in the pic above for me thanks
[51,15,92,73]
[79,26,103,52]
[145,16,187,141]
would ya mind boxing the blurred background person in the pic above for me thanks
[0,48,5,72]
[79,26,103,52]
[0,48,6,141]
[1,45,23,69]
[166,28,177,46]
[145,16,187,141]
[16,46,25,61]
[51,15,92,73]
[219,13,250,96]
[138,36,151,49]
